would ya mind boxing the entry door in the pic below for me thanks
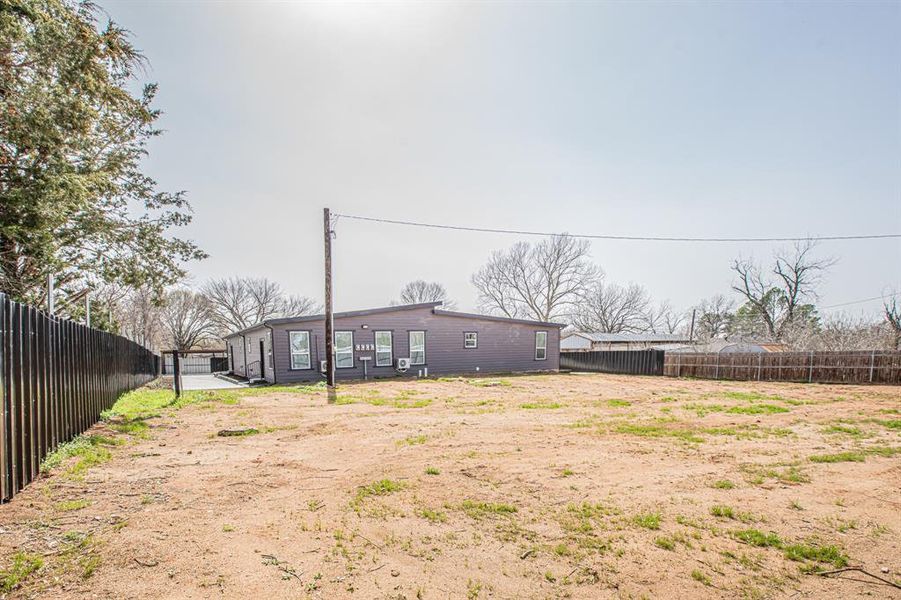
[259,339,265,376]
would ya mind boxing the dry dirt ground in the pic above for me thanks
[0,373,899,599]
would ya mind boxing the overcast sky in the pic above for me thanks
[103,0,900,315]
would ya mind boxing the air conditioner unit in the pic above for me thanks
[396,357,411,371]
[320,360,328,373]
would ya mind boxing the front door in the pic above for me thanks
[259,339,265,378]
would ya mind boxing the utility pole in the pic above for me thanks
[47,274,54,315]
[323,208,335,390]
[688,309,696,342]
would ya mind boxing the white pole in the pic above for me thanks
[86,294,91,327]
[47,274,55,314]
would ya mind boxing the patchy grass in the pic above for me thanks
[417,508,447,524]
[55,499,91,512]
[520,402,563,410]
[712,479,735,490]
[355,479,405,501]
[690,569,711,586]
[809,451,866,463]
[459,500,517,519]
[822,423,866,437]
[0,552,43,593]
[397,434,428,447]
[726,404,790,415]
[103,388,242,422]
[722,391,787,403]
[632,512,662,530]
[733,529,782,548]
[784,542,849,568]
[41,435,121,477]
[606,399,631,408]
[425,466,440,475]
[655,536,676,551]
[710,505,735,519]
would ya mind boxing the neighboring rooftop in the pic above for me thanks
[224,302,565,338]
[563,331,691,343]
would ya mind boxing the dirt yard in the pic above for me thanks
[0,373,898,599]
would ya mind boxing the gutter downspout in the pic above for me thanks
[242,334,248,379]
[264,324,277,384]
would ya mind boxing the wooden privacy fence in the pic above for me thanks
[664,351,901,385]
[561,350,665,376]
[0,292,159,502]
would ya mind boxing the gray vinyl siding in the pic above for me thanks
[263,306,560,383]
[224,325,270,380]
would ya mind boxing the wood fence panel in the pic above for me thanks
[664,351,901,385]
[0,293,159,502]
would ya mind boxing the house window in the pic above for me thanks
[335,331,354,368]
[464,332,478,349]
[289,331,311,370]
[375,331,393,367]
[409,331,425,365]
[535,331,547,360]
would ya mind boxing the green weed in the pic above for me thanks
[633,512,661,530]
[520,402,563,410]
[0,552,43,593]
[55,499,90,512]
[733,529,781,548]
[460,500,517,519]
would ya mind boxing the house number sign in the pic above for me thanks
[355,343,375,351]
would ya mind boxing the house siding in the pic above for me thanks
[235,306,560,383]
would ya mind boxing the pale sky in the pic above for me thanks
[104,0,900,316]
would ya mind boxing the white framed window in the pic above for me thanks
[464,332,478,349]
[409,331,425,365]
[375,331,392,367]
[535,331,547,360]
[335,331,354,368]
[289,331,311,370]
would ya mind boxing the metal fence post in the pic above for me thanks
[808,351,814,383]
[869,350,875,383]
[757,353,762,381]
[714,353,720,380]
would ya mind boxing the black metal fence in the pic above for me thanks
[0,292,159,502]
[561,350,665,376]
[161,350,227,375]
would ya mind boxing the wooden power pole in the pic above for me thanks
[323,208,335,388]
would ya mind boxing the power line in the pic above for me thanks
[334,213,901,243]
[821,294,897,310]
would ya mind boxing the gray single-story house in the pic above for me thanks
[223,302,562,383]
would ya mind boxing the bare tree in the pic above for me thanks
[642,301,686,334]
[283,294,323,317]
[396,280,457,310]
[159,289,217,350]
[472,235,599,322]
[203,277,319,334]
[731,240,834,340]
[885,294,901,350]
[114,286,164,351]
[693,294,735,340]
[573,281,650,333]
[788,313,893,352]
